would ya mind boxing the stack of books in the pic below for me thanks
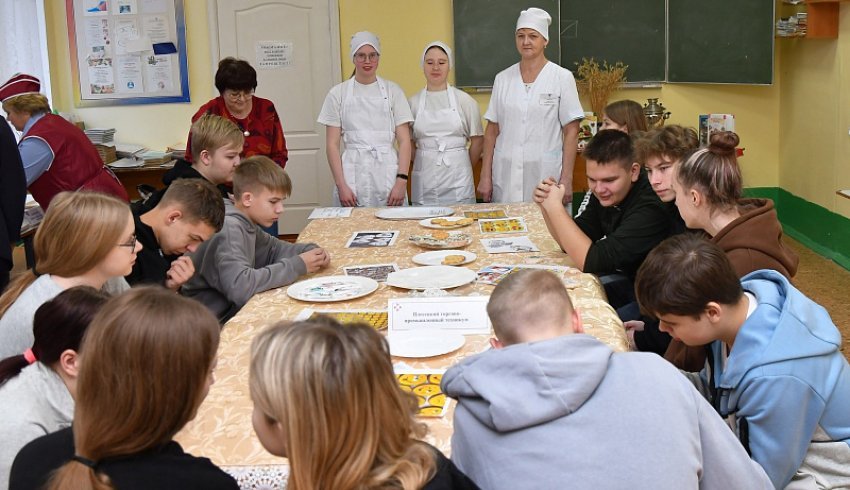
[84,128,116,144]
[139,150,172,166]
[776,13,807,37]
[94,144,118,164]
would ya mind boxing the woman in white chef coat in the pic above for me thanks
[409,42,484,206]
[318,31,414,207]
[478,7,584,204]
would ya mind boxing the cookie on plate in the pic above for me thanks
[431,230,449,240]
[441,254,466,266]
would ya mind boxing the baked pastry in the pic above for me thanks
[441,254,466,266]
[456,217,474,226]
[430,218,449,226]
[431,230,449,240]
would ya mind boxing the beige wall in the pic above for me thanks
[778,4,850,219]
[46,0,850,217]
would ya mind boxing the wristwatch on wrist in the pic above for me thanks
[396,173,409,181]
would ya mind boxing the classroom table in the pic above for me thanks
[175,202,627,490]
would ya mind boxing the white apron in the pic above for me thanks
[492,62,565,203]
[411,87,475,206]
[336,77,406,207]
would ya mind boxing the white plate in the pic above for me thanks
[386,266,476,290]
[286,275,379,303]
[107,158,145,168]
[375,207,454,220]
[388,331,466,358]
[412,250,477,267]
[418,217,473,229]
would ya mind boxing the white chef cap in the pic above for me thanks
[516,7,552,41]
[350,31,381,59]
[421,41,453,69]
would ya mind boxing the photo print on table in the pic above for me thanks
[343,263,399,282]
[345,230,400,248]
[480,236,540,254]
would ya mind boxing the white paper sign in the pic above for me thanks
[308,207,353,219]
[388,296,491,335]
[256,41,293,69]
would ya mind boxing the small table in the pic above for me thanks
[175,202,626,489]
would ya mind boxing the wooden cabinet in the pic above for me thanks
[779,0,845,39]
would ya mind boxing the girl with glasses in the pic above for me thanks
[0,192,140,359]
[318,31,414,207]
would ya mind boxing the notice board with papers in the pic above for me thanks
[65,0,190,107]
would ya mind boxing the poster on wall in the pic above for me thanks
[66,0,190,106]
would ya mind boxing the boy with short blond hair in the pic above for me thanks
[140,114,244,211]
[182,156,330,322]
[635,234,850,489]
[442,269,772,490]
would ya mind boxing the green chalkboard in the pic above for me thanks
[560,0,665,83]
[667,0,774,84]
[453,0,560,88]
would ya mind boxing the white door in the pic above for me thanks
[210,0,340,234]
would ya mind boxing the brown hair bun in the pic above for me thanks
[708,131,739,156]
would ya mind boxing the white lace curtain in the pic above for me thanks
[0,0,52,123]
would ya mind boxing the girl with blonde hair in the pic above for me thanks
[9,287,236,490]
[250,318,479,490]
[0,192,139,359]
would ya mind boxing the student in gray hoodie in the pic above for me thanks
[442,269,772,490]
[182,156,330,322]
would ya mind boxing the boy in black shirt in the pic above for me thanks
[127,179,224,290]
[534,130,670,306]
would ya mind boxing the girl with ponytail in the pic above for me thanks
[0,287,108,489]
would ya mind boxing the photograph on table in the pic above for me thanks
[343,263,399,282]
[480,236,540,254]
[477,264,581,287]
[295,308,389,330]
[345,230,400,248]
[396,371,450,417]
[463,208,508,220]
[478,217,528,234]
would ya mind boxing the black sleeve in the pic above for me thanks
[423,445,481,490]
[0,121,27,282]
[10,427,75,490]
[583,200,671,277]
[573,195,603,241]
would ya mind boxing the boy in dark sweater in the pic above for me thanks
[534,129,670,306]
[127,178,224,290]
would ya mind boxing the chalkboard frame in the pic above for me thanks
[453,0,776,89]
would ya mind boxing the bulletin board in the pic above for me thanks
[65,0,190,107]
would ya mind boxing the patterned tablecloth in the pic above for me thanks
[175,202,627,489]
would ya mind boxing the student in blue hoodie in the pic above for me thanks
[635,234,850,489]
[442,269,772,490]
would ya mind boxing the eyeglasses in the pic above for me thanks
[225,89,254,101]
[118,234,137,249]
[354,52,380,62]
